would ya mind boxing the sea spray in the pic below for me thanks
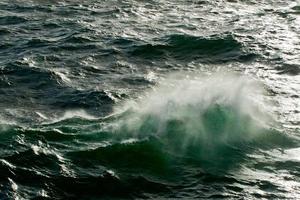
[112,73,275,160]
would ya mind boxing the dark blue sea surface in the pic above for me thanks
[0,0,300,199]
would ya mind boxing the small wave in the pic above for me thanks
[276,63,300,75]
[63,35,95,44]
[52,90,114,112]
[0,27,11,34]
[130,34,255,62]
[0,16,27,25]
[68,137,168,173]
[1,61,116,118]
[290,5,300,14]
[49,109,99,125]
[54,44,99,51]
[46,171,169,199]
[25,38,54,49]
[0,42,13,50]
[20,127,76,141]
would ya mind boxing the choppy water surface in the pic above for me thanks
[0,0,300,199]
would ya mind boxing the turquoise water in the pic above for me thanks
[0,0,300,199]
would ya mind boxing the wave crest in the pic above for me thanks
[114,73,276,158]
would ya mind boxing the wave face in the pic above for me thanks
[1,0,300,199]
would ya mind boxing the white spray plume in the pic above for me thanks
[114,72,273,150]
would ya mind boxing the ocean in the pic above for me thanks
[0,0,300,199]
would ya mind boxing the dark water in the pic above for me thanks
[0,0,300,199]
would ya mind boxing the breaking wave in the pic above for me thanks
[68,73,296,173]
